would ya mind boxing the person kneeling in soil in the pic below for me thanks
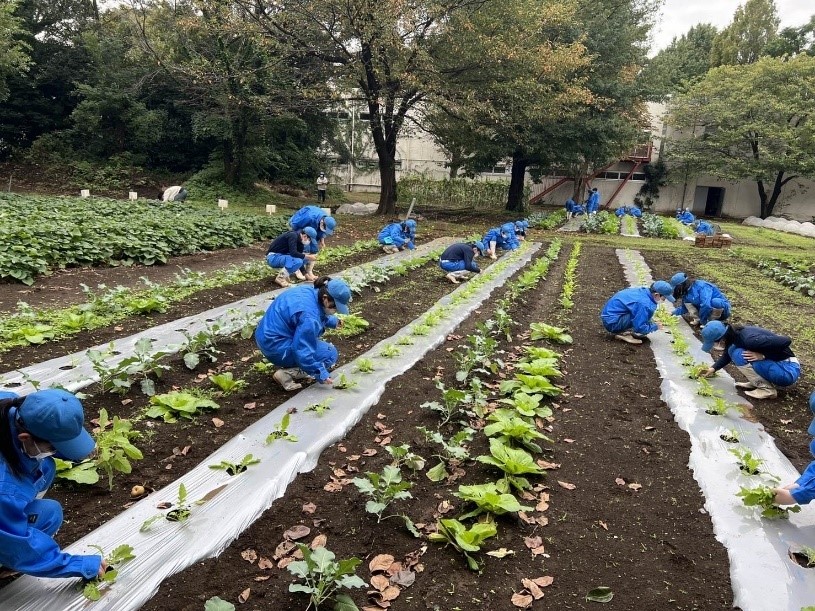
[0,390,107,580]
[698,321,800,400]
[439,241,485,284]
[266,227,318,288]
[669,272,731,327]
[482,223,516,260]
[600,281,675,345]
[254,276,352,391]
[289,205,338,280]
[774,402,815,507]
[378,220,415,254]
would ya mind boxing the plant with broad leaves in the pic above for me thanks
[486,307,514,341]
[333,373,358,390]
[87,338,170,396]
[266,413,298,444]
[421,381,468,425]
[476,438,544,492]
[10,323,55,345]
[305,398,333,416]
[428,517,498,571]
[80,544,136,601]
[687,363,712,380]
[252,359,275,374]
[352,465,413,522]
[385,444,426,472]
[500,374,561,397]
[204,597,235,611]
[498,392,552,419]
[286,544,366,610]
[209,372,247,395]
[705,397,743,416]
[410,324,431,336]
[523,346,560,361]
[209,454,260,476]
[145,391,220,423]
[515,358,562,378]
[697,377,724,398]
[737,484,800,519]
[483,409,552,453]
[379,344,401,358]
[419,427,474,482]
[179,324,223,370]
[326,313,370,338]
[529,322,572,344]
[454,482,533,519]
[729,448,764,476]
[396,335,415,346]
[354,358,375,373]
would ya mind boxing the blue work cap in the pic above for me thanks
[16,390,95,461]
[669,272,688,288]
[326,278,352,315]
[650,281,675,303]
[405,219,417,231]
[303,227,317,240]
[700,321,727,353]
[501,222,515,235]
[322,216,336,235]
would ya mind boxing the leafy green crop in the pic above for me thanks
[476,438,544,492]
[209,372,247,394]
[266,413,299,444]
[737,485,801,519]
[484,409,552,453]
[428,518,498,571]
[81,544,136,601]
[209,454,260,476]
[286,544,366,610]
[454,482,532,520]
[352,465,413,522]
[530,322,573,344]
[145,391,220,422]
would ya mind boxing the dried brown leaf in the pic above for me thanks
[302,502,317,514]
[240,549,258,564]
[238,588,250,603]
[370,574,390,591]
[557,480,577,490]
[257,557,274,570]
[284,525,311,541]
[531,576,554,588]
[524,536,543,550]
[522,579,544,600]
[380,585,401,601]
[511,592,533,608]
[310,534,327,549]
[212,417,224,428]
[369,554,395,573]
[390,570,415,588]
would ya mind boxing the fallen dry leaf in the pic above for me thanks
[598,521,608,531]
[273,540,295,560]
[257,557,274,570]
[238,588,250,603]
[370,574,390,591]
[379,585,401,602]
[486,548,515,558]
[121,399,132,406]
[522,578,545,600]
[536,460,561,470]
[212,417,225,428]
[284,525,311,541]
[390,570,415,588]
[531,576,554,588]
[277,557,294,569]
[240,549,258,564]
[362,448,378,457]
[310,534,327,549]
[302,502,317,514]
[615,477,626,486]
[628,483,642,491]
[511,592,534,608]
[323,480,343,493]
[524,536,542,550]
[369,554,395,573]
[243,402,257,410]
[557,480,577,490]
[437,500,453,514]
[563,438,575,444]
[518,511,536,525]
[254,575,270,582]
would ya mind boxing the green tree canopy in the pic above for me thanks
[643,24,717,100]
[710,0,779,66]
[0,0,30,103]
[667,54,815,218]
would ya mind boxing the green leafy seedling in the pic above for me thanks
[266,413,298,444]
[729,447,763,476]
[454,482,532,520]
[286,544,366,609]
[81,544,136,601]
[737,484,801,519]
[305,398,333,416]
[428,517,498,571]
[396,335,415,346]
[355,358,375,373]
[209,453,260,476]
[379,344,401,358]
[352,465,413,522]
[529,322,572,344]
[208,372,247,394]
[385,444,426,472]
[333,373,358,390]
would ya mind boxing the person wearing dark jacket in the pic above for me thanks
[266,227,318,288]
[700,321,801,400]
[0,390,105,580]
[439,242,485,284]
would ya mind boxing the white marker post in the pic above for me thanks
[321,207,331,216]
[218,199,228,210]
[265,204,276,214]
[129,191,138,201]
[80,189,90,198]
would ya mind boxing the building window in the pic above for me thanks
[359,112,371,121]
[631,173,646,181]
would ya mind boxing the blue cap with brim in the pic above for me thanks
[326,278,352,315]
[669,272,687,288]
[474,241,486,255]
[700,320,726,353]
[303,227,317,240]
[651,281,675,303]
[322,216,336,236]
[17,389,95,461]
[807,390,815,436]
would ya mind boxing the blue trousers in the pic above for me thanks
[260,340,338,374]
[266,253,305,275]
[27,499,63,536]
[601,314,632,334]
[729,346,800,387]
[439,260,466,273]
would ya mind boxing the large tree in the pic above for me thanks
[642,24,717,100]
[667,54,815,219]
[764,15,815,58]
[710,0,779,66]
[0,0,30,103]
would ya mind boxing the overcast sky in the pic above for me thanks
[650,0,812,54]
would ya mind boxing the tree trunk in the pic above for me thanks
[377,161,397,215]
[505,151,527,213]
[756,179,770,219]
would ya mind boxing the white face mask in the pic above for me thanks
[24,438,56,460]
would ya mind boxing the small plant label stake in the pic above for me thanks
[265,204,276,214]
[218,199,228,210]
[321,207,331,216]
[80,189,90,198]
[129,191,138,200]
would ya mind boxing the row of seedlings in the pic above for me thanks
[558,242,581,311]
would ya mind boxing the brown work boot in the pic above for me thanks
[745,385,777,400]
[614,333,643,345]
[273,369,302,391]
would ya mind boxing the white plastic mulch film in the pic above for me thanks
[743,216,815,239]
[0,238,456,396]
[619,215,640,238]
[0,243,542,611]
[617,248,815,611]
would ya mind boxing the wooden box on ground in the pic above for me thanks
[694,235,733,248]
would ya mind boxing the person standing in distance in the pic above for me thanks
[316,172,329,203]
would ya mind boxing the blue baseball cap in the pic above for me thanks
[501,222,515,236]
[807,390,815,436]
[650,281,675,303]
[322,216,336,236]
[700,321,727,353]
[669,272,688,288]
[405,219,417,231]
[474,241,486,255]
[303,226,317,241]
[326,278,352,314]
[16,389,95,461]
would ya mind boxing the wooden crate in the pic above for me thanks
[694,235,732,249]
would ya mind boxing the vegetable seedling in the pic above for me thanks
[379,344,401,358]
[428,517,498,571]
[354,358,375,373]
[286,544,366,609]
[208,372,247,394]
[209,453,260,476]
[333,373,358,390]
[305,398,333,416]
[737,485,801,519]
[81,544,135,601]
[266,413,298,444]
[352,465,413,522]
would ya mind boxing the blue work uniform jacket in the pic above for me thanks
[482,228,505,249]
[440,243,480,273]
[601,287,659,335]
[0,395,101,579]
[565,198,576,212]
[673,280,730,325]
[290,206,330,242]
[678,211,695,224]
[587,191,600,213]
[695,220,714,235]
[267,231,306,259]
[378,223,412,249]
[712,326,795,372]
[254,286,339,382]
[792,461,815,505]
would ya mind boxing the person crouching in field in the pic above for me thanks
[289,205,338,280]
[600,281,675,345]
[266,227,318,288]
[774,392,815,506]
[254,277,352,391]
[669,272,731,328]
[439,242,485,284]
[378,220,416,254]
[698,321,800,400]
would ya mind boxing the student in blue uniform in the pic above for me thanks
[405,219,417,247]
[289,206,338,280]
[254,277,352,391]
[514,221,528,241]
[775,394,815,506]
[0,389,105,580]
[439,242,485,284]
[677,209,695,225]
[586,188,601,215]
[266,227,318,288]
[699,321,801,400]
[565,197,577,220]
[669,272,731,327]
[378,221,415,254]
[600,281,675,345]
[693,219,715,236]
[482,224,514,260]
